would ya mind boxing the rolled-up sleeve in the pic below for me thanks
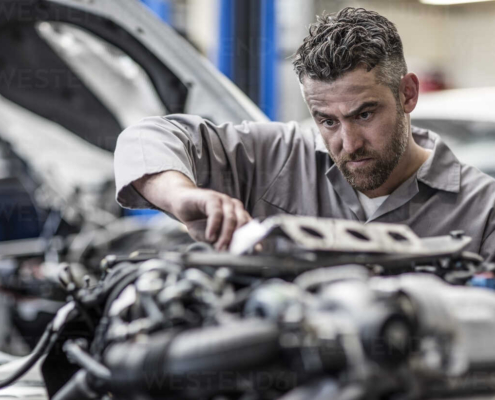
[114,114,306,211]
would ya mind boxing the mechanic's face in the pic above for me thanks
[302,67,409,192]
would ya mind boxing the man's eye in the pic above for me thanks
[359,112,372,120]
[322,119,336,127]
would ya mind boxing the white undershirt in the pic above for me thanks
[357,191,389,220]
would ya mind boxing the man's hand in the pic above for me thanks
[169,188,252,250]
[132,171,252,250]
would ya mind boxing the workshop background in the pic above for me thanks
[0,0,491,244]
[0,0,492,243]
[0,0,493,360]
[2,0,495,376]
[154,0,495,122]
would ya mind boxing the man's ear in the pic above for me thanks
[400,73,420,114]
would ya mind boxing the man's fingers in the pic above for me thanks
[200,194,252,250]
[233,200,252,229]
[215,201,238,251]
[205,198,223,242]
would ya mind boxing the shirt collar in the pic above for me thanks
[413,127,461,193]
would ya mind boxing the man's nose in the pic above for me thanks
[341,124,364,154]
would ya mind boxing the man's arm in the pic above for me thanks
[114,114,304,249]
[132,171,251,250]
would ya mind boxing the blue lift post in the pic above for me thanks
[140,0,171,24]
[259,0,277,121]
[218,0,278,121]
[218,0,235,81]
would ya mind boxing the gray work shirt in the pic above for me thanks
[114,114,495,259]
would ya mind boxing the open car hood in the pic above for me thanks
[0,0,267,198]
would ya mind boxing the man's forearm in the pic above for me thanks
[132,170,195,215]
[131,170,252,250]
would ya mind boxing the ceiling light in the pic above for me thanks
[420,0,494,5]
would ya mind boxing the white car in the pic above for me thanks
[412,87,495,176]
[0,0,268,241]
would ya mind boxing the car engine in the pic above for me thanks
[0,216,495,400]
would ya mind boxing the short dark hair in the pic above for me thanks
[293,7,407,99]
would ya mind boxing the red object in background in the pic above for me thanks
[419,71,447,92]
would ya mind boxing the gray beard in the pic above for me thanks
[334,111,409,192]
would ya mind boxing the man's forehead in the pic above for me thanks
[302,82,375,102]
[301,81,379,110]
[300,69,391,111]
[302,72,380,96]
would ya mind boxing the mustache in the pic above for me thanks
[338,148,376,163]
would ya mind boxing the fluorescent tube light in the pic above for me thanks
[420,0,494,5]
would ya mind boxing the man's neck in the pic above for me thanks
[360,138,431,199]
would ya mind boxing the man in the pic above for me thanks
[114,7,495,258]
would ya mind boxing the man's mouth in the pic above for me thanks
[347,158,373,167]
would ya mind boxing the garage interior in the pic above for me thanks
[0,1,494,399]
